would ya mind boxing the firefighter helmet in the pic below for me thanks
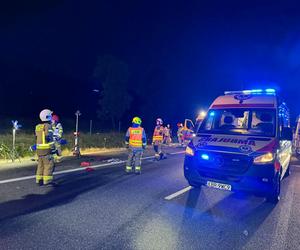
[156,118,163,125]
[39,109,53,122]
[132,117,142,125]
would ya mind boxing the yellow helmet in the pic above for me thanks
[132,117,142,125]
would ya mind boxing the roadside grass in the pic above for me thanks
[0,132,125,160]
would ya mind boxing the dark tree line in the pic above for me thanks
[93,55,175,131]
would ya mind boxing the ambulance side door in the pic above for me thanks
[278,114,293,178]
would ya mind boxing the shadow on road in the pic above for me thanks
[173,187,276,248]
[0,167,132,223]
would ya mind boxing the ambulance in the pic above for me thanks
[184,89,293,203]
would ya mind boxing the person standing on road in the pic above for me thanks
[51,114,64,161]
[177,123,184,146]
[163,124,172,145]
[125,117,147,174]
[35,109,57,187]
[152,118,166,160]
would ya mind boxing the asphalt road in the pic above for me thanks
[0,150,300,250]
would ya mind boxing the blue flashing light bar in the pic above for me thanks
[251,89,263,93]
[201,154,210,160]
[265,88,276,93]
[209,111,215,117]
[224,89,276,95]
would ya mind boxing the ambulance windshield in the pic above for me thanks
[198,109,276,137]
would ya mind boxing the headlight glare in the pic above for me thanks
[254,152,275,164]
[185,146,194,156]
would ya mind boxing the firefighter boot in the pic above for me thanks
[135,166,141,175]
[154,153,160,161]
[125,166,133,173]
[159,152,166,160]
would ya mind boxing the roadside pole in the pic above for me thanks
[89,119,93,135]
[11,120,21,162]
[73,110,81,158]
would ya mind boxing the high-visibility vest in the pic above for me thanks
[164,127,170,137]
[129,127,144,147]
[152,126,164,142]
[53,123,63,140]
[35,123,54,150]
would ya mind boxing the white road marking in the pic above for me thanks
[0,175,36,184]
[164,186,193,200]
[0,151,185,185]
[142,156,155,160]
[169,151,185,155]
[292,164,300,168]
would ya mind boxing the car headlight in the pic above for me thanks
[253,152,275,164]
[185,146,194,156]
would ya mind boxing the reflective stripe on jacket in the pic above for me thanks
[125,126,146,149]
[53,123,63,139]
[35,123,54,150]
[152,126,164,142]
[129,127,144,147]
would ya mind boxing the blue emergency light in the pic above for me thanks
[265,88,276,94]
[250,89,263,93]
[201,154,210,160]
[225,88,276,95]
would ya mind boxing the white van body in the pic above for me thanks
[184,89,293,203]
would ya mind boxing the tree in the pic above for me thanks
[93,55,132,129]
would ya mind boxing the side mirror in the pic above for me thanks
[281,127,293,141]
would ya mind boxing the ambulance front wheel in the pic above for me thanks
[266,174,281,204]
[284,164,291,178]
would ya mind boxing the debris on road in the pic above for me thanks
[85,167,95,172]
[80,161,91,167]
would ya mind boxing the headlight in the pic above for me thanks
[185,146,194,156]
[253,152,275,164]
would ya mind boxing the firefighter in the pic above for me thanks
[51,114,63,160]
[35,109,57,186]
[177,123,184,146]
[152,118,166,160]
[125,117,147,174]
[164,124,172,145]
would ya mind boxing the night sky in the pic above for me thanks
[1,1,300,129]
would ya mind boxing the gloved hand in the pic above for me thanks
[125,143,129,149]
[142,145,146,150]
[30,144,37,151]
[60,139,67,145]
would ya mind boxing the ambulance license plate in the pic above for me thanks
[206,181,231,191]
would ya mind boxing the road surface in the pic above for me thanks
[0,148,300,250]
